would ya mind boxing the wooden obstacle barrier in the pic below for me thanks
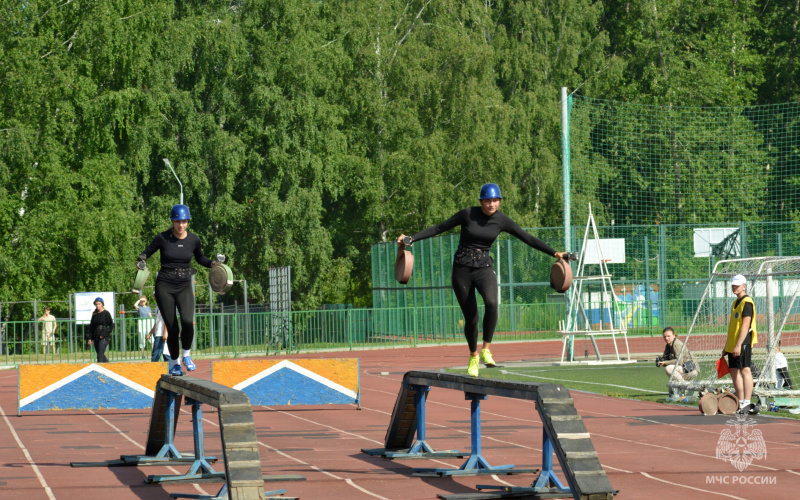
[73,375,304,499]
[363,371,615,500]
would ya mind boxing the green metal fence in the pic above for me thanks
[371,221,800,330]
[2,298,716,366]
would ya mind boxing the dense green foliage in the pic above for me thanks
[1,1,798,318]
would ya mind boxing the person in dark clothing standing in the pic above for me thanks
[398,183,567,377]
[138,204,216,376]
[88,297,114,363]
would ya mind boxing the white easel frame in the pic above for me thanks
[560,205,631,363]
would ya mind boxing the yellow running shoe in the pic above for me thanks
[467,356,480,377]
[481,348,496,368]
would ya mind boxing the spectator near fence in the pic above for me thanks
[147,307,171,362]
[88,297,114,363]
[134,296,153,359]
[658,326,697,401]
[37,307,59,355]
[774,341,793,389]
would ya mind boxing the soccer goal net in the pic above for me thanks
[670,257,800,399]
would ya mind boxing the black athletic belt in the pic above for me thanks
[161,267,197,278]
[453,248,493,268]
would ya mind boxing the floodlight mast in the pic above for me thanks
[162,158,184,205]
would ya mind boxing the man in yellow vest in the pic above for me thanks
[722,274,758,414]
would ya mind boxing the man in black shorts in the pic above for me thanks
[722,274,758,414]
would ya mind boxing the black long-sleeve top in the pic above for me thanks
[88,309,114,340]
[141,229,213,284]
[410,207,557,267]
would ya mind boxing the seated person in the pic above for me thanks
[658,326,698,382]
[775,340,793,389]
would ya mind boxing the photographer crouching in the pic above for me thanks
[657,326,698,401]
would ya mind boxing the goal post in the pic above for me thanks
[670,257,800,401]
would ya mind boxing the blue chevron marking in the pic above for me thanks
[20,370,153,411]
[241,367,356,406]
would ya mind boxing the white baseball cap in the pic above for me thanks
[731,274,747,286]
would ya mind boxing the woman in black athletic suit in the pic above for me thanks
[398,183,566,377]
[138,204,216,376]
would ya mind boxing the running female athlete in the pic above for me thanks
[398,183,567,376]
[138,204,216,376]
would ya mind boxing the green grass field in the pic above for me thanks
[448,361,800,418]
[451,362,671,403]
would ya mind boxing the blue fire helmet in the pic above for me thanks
[479,183,503,200]
[170,204,191,221]
[94,297,104,305]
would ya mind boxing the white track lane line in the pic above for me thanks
[187,408,390,499]
[91,410,211,496]
[640,472,747,499]
[579,406,800,449]
[274,405,465,469]
[577,390,800,430]
[501,369,663,394]
[491,474,515,486]
[345,478,390,499]
[0,401,56,500]
[589,432,780,473]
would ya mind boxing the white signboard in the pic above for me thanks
[583,238,626,264]
[693,228,739,258]
[74,292,115,325]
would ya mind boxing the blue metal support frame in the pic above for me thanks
[152,398,224,485]
[532,429,570,494]
[383,385,463,459]
[476,428,571,496]
[150,398,226,487]
[121,390,187,465]
[169,485,289,500]
[413,393,536,477]
[152,391,183,459]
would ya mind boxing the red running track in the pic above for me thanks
[1,338,799,499]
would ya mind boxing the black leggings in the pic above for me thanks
[154,280,195,360]
[451,264,499,353]
[94,337,109,363]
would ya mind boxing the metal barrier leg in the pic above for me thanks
[414,393,536,477]
[532,430,570,494]
[119,390,189,465]
[155,391,183,459]
[149,398,225,485]
[168,484,291,500]
[384,385,462,459]
[475,429,571,498]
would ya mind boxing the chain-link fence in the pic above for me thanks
[371,94,800,338]
[372,221,800,332]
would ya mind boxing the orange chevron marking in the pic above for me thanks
[19,364,91,399]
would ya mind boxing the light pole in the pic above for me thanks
[162,158,184,205]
